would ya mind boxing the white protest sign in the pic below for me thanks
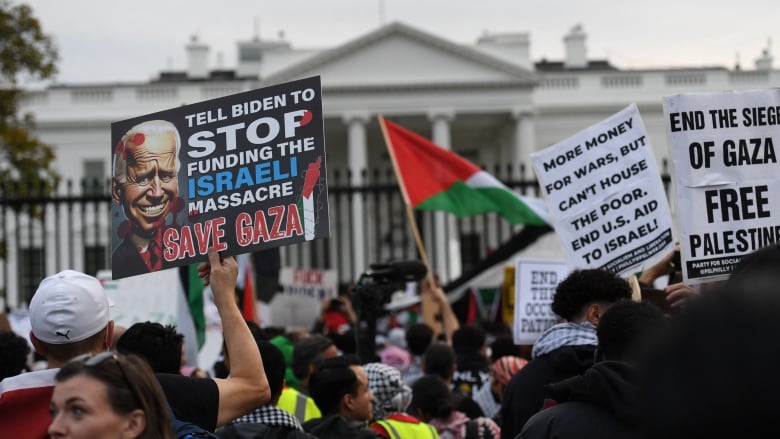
[513,259,569,345]
[279,267,338,300]
[266,294,322,330]
[100,269,180,327]
[664,90,780,283]
[532,104,675,275]
[100,268,200,365]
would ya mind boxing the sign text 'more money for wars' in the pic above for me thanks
[532,104,674,275]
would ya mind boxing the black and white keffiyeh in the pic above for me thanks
[364,362,412,420]
[472,381,501,419]
[233,405,303,431]
[531,321,597,358]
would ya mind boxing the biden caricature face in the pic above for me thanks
[112,121,180,238]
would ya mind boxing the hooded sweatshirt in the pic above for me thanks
[500,323,597,439]
[518,361,638,439]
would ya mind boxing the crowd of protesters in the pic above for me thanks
[2,243,780,438]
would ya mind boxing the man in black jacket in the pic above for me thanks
[500,269,632,439]
[518,301,666,439]
[303,357,379,439]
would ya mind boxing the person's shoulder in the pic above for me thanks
[218,423,317,439]
[369,421,391,439]
[355,425,382,439]
[156,372,214,385]
[519,407,558,439]
[522,401,629,439]
[323,419,379,439]
[155,373,219,398]
[545,345,596,372]
[302,414,331,432]
[285,430,318,439]
[0,370,59,439]
[156,373,220,431]
[0,368,58,394]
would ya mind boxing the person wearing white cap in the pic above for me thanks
[0,270,115,439]
[0,247,272,439]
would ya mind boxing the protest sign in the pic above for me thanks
[110,76,329,279]
[266,295,322,331]
[271,267,338,330]
[513,259,569,345]
[279,267,338,300]
[532,104,674,275]
[99,268,200,369]
[664,89,780,282]
[99,269,180,327]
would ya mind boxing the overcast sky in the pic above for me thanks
[23,0,780,85]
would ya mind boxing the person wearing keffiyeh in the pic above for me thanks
[472,356,528,421]
[499,269,633,439]
[217,341,316,439]
[364,363,439,439]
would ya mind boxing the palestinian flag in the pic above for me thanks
[237,253,256,322]
[180,265,207,348]
[379,117,549,226]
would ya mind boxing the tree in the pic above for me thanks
[0,0,59,198]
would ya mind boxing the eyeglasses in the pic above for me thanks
[68,351,142,409]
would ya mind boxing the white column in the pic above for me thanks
[344,113,369,279]
[512,108,536,170]
[4,212,18,308]
[428,110,461,281]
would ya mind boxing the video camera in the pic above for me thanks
[352,260,427,320]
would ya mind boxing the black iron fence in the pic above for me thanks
[0,163,672,305]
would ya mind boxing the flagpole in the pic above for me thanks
[377,114,435,286]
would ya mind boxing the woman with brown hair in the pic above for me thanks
[49,352,173,439]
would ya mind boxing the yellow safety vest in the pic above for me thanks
[277,387,321,423]
[374,418,439,439]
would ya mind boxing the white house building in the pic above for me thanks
[7,22,778,306]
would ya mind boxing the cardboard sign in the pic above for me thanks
[110,76,329,279]
[664,90,780,282]
[532,104,674,275]
[279,267,338,300]
[266,294,322,331]
[513,259,569,345]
